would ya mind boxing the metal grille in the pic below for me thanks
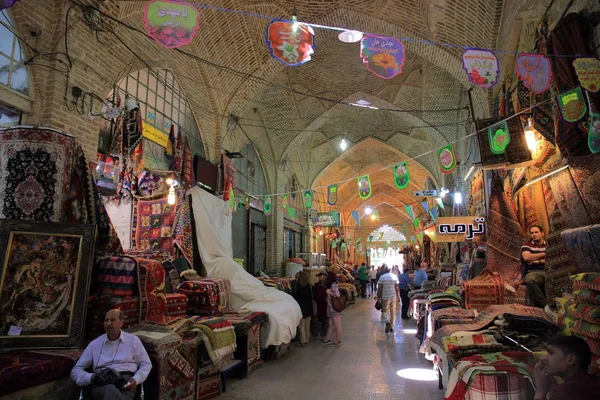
[0,11,28,95]
[250,223,266,275]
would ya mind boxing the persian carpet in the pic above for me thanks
[127,324,182,353]
[568,155,600,223]
[486,173,527,288]
[137,258,170,324]
[190,317,237,365]
[548,167,593,229]
[176,280,220,316]
[196,371,221,400]
[173,196,194,265]
[513,187,537,232]
[95,256,138,296]
[462,269,505,311]
[561,226,600,273]
[0,127,74,222]
[134,196,177,252]
[468,169,485,216]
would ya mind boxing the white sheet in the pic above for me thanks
[189,187,301,347]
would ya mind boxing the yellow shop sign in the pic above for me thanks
[142,121,168,148]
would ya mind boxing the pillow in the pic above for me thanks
[95,256,137,297]
[180,269,201,280]
[573,289,600,306]
[571,319,600,339]
[564,299,600,324]
[571,273,600,292]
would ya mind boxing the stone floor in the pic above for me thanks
[220,297,445,400]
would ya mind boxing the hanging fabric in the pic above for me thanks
[487,120,511,154]
[557,87,587,123]
[327,184,337,206]
[304,190,313,208]
[264,196,272,216]
[287,207,295,219]
[438,144,458,174]
[357,175,372,199]
[393,162,410,189]
[281,194,288,211]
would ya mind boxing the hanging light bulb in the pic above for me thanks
[340,137,347,151]
[524,117,538,155]
[291,11,298,33]
[370,214,377,221]
[440,187,449,198]
[168,185,176,205]
[365,206,372,215]
[319,230,323,236]
[454,191,463,205]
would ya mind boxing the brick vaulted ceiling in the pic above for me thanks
[114,0,546,217]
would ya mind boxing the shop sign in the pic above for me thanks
[556,87,587,123]
[573,58,600,92]
[266,19,315,66]
[487,120,511,154]
[436,216,486,242]
[143,0,200,49]
[360,35,406,79]
[414,190,437,197]
[516,54,552,94]
[314,211,341,227]
[462,49,499,89]
[142,121,168,147]
[0,0,19,11]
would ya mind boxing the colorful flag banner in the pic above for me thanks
[461,48,499,89]
[143,0,201,49]
[430,207,438,222]
[358,175,372,199]
[281,194,288,211]
[404,205,414,220]
[351,210,361,226]
[228,187,235,211]
[423,225,437,243]
[331,239,338,249]
[304,190,313,208]
[264,196,272,215]
[244,195,250,210]
[413,217,420,230]
[341,242,347,252]
[393,161,410,189]
[487,120,511,154]
[573,58,600,92]
[516,54,552,94]
[266,19,315,66]
[360,35,405,80]
[378,232,384,240]
[327,184,338,206]
[421,201,429,215]
[583,112,600,153]
[438,143,458,174]
[287,207,295,219]
[557,87,587,123]
[401,224,408,235]
[417,232,424,245]
[436,197,445,210]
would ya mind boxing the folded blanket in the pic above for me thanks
[563,298,600,324]
[190,317,237,365]
[127,324,182,352]
[444,334,499,352]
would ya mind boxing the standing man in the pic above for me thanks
[398,267,412,319]
[414,261,429,290]
[521,225,547,308]
[313,272,329,339]
[377,266,400,333]
[358,262,369,298]
[71,309,152,400]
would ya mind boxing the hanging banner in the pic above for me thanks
[314,211,340,227]
[436,197,445,210]
[401,224,408,235]
[487,120,511,154]
[244,196,250,210]
[304,190,313,208]
[557,87,587,123]
[438,143,458,174]
[516,54,552,94]
[413,217,420,230]
[264,196,272,216]
[421,201,429,216]
[436,216,486,242]
[143,0,201,49]
[416,232,424,245]
[341,242,347,252]
[393,162,410,189]
[429,207,438,222]
[327,184,338,206]
[573,58,600,92]
[281,194,288,211]
[583,112,600,153]
[287,207,295,219]
[228,188,235,211]
[462,48,499,89]
[360,35,405,80]
[266,19,315,66]
[378,232,384,240]
[350,210,361,226]
[423,225,437,243]
[142,121,169,148]
[357,175,372,200]
[404,205,414,220]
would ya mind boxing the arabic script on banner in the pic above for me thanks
[462,49,499,89]
[143,0,200,49]
[436,216,486,242]
[516,54,552,94]
[360,35,405,79]
[266,19,316,66]
[573,58,600,93]
[142,122,168,147]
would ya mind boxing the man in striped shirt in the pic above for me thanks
[377,265,400,333]
[521,225,547,308]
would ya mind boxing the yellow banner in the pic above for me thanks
[436,216,486,242]
[142,122,168,148]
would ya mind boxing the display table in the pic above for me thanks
[222,311,269,377]
[304,267,326,284]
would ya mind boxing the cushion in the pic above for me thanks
[571,273,600,292]
[176,280,219,316]
[166,293,188,320]
[583,336,600,357]
[126,324,182,352]
[137,258,170,325]
[571,319,600,339]
[564,299,600,324]
[573,289,600,306]
[95,256,137,296]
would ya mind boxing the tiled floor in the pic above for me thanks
[220,297,445,400]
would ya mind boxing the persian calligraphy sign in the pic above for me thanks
[143,0,200,49]
[516,54,552,94]
[436,216,486,242]
[462,49,499,89]
[360,35,405,79]
[266,19,315,66]
[573,58,600,93]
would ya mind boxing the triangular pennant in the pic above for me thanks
[229,187,235,211]
[304,190,313,208]
[404,205,414,220]
[438,143,458,174]
[401,224,408,235]
[341,242,347,251]
[327,184,338,205]
[424,225,437,243]
[351,210,361,226]
[281,194,288,211]
[487,120,511,154]
[429,207,438,222]
[378,232,384,240]
[287,207,295,219]
[358,175,372,199]
[557,87,587,123]
[393,162,410,189]
[331,239,338,249]
[264,196,272,216]
[413,217,420,230]
[417,232,424,245]
[436,197,445,210]
[421,201,429,215]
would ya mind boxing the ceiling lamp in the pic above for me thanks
[371,214,377,221]
[440,187,450,198]
[463,166,475,181]
[340,137,348,151]
[524,117,538,155]
[338,30,363,43]
[454,192,463,205]
[365,207,372,215]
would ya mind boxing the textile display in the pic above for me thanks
[337,282,358,301]
[574,289,600,305]
[571,273,600,291]
[486,174,527,287]
[165,293,188,320]
[547,13,599,158]
[176,280,220,316]
[173,196,194,264]
[134,196,177,252]
[583,336,600,357]
[444,334,500,352]
[127,324,182,353]
[567,155,600,223]
[468,169,485,216]
[87,296,140,337]
[548,168,593,229]
[462,270,505,311]
[94,256,138,296]
[504,285,527,305]
[196,371,221,400]
[444,351,535,400]
[0,351,77,397]
[512,187,537,232]
[138,258,170,324]
[562,297,600,324]
[570,319,600,339]
[503,313,558,341]
[190,316,237,365]
[562,229,600,273]
[0,127,74,223]
[464,372,529,400]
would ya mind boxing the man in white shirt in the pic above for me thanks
[71,309,152,400]
[377,266,400,333]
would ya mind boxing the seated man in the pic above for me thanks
[521,225,547,308]
[413,261,429,290]
[533,335,600,400]
[71,309,152,400]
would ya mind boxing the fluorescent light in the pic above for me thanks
[338,30,363,43]
[440,187,449,198]
[355,99,371,106]
[167,185,176,205]
[350,102,379,110]
[454,192,463,204]
[340,138,347,151]
[464,166,475,181]
[525,165,569,187]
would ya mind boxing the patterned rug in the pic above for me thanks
[134,196,177,252]
[561,226,600,273]
[548,167,593,229]
[137,258,170,324]
[568,155,600,223]
[462,269,505,311]
[174,196,194,265]
[468,169,485,216]
[0,127,74,222]
[190,317,237,365]
[486,173,527,287]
